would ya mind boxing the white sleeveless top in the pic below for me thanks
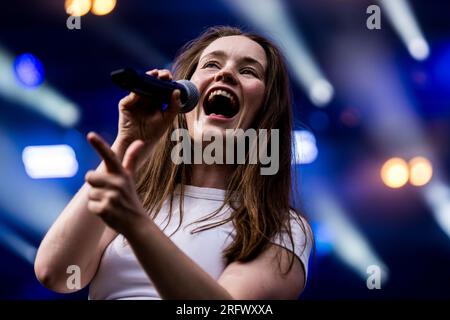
[88,185,312,300]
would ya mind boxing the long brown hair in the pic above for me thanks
[135,26,311,274]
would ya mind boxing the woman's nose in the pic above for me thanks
[214,68,237,85]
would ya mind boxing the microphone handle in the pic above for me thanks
[111,68,186,105]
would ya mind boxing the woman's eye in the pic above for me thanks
[203,62,219,69]
[241,68,257,76]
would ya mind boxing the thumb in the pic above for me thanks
[122,140,146,174]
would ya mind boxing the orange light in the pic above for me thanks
[381,157,409,189]
[409,157,433,186]
[65,0,92,16]
[91,0,116,16]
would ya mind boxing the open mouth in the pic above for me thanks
[203,88,240,119]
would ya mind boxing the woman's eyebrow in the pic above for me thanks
[200,50,265,72]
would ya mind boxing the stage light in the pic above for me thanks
[408,37,430,61]
[224,0,334,107]
[380,0,430,61]
[22,145,78,179]
[310,79,334,107]
[312,186,389,283]
[13,53,45,88]
[293,130,318,164]
[311,222,334,256]
[65,0,91,16]
[1,46,80,127]
[0,132,74,235]
[424,181,450,240]
[91,0,116,16]
[381,157,409,188]
[409,156,433,186]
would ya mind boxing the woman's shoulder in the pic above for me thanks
[271,210,313,261]
[288,209,313,237]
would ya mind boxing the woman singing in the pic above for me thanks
[34,26,313,300]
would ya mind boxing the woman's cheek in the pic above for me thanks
[247,85,266,108]
[190,71,211,89]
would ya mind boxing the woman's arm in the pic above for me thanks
[34,139,128,293]
[35,68,182,294]
[218,244,305,299]
[83,132,305,300]
[82,132,233,299]
[125,215,233,300]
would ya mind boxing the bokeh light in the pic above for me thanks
[381,157,409,188]
[409,156,433,186]
[309,79,334,107]
[293,130,318,164]
[13,53,45,88]
[22,145,78,179]
[408,37,430,61]
[91,0,116,16]
[65,0,92,16]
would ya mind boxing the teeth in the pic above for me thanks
[207,89,237,108]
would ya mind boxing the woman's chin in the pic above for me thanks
[198,116,236,133]
[198,124,228,138]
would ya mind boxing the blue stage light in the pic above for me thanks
[13,53,45,88]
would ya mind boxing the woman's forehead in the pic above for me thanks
[200,35,267,68]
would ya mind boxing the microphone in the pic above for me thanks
[111,68,199,113]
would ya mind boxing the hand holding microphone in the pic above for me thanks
[110,68,197,157]
[111,67,199,113]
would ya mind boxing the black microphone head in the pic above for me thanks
[176,80,199,113]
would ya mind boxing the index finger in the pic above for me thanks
[87,132,123,173]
